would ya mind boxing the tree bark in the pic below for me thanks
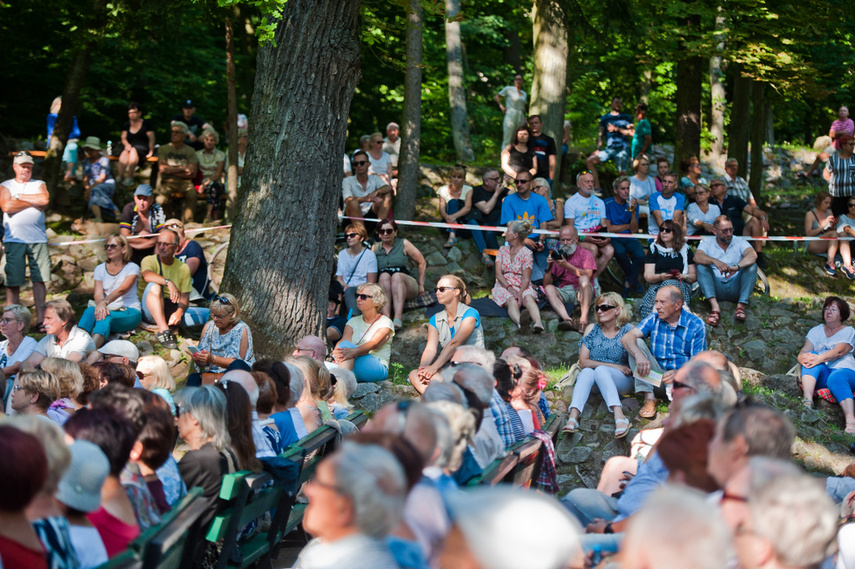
[395,0,424,221]
[727,66,753,178]
[674,54,703,167]
[640,68,652,106]
[708,7,726,160]
[749,81,765,198]
[503,27,522,70]
[225,15,239,222]
[531,0,568,186]
[445,0,475,163]
[764,102,774,146]
[220,0,362,358]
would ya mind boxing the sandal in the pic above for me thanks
[482,253,494,268]
[614,417,630,439]
[558,319,577,332]
[734,305,747,322]
[444,236,458,249]
[846,423,855,435]
[533,322,544,334]
[562,417,579,433]
[802,397,814,410]
[707,310,721,327]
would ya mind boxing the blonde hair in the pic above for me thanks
[200,128,220,145]
[288,356,333,401]
[506,219,532,240]
[39,358,83,399]
[105,233,133,262]
[210,292,241,325]
[17,370,62,411]
[0,415,70,495]
[594,292,631,327]
[437,274,471,304]
[328,368,356,411]
[357,282,387,311]
[137,355,176,392]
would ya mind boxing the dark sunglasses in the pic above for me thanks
[352,160,368,166]
[213,295,231,305]
[659,227,674,233]
[15,151,32,158]
[378,228,395,235]
[451,360,481,367]
[595,304,616,312]
[104,243,121,250]
[346,232,360,239]
[672,380,694,391]
[175,403,182,418]
[356,293,373,300]
[435,286,457,293]
[848,203,855,208]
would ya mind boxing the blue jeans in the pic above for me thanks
[445,199,470,237]
[467,220,499,254]
[696,263,758,305]
[827,368,855,403]
[561,488,618,526]
[140,282,209,326]
[79,306,142,338]
[337,340,388,383]
[611,236,645,286]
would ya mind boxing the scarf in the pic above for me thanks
[650,241,689,275]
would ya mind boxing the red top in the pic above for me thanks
[0,534,48,569]
[87,507,140,558]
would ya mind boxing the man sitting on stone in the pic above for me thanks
[139,229,192,349]
[342,149,393,220]
[648,170,686,239]
[693,215,759,326]
[621,285,706,418]
[564,170,614,284]
[709,176,770,268]
[543,226,595,332]
[722,158,757,207]
[156,121,198,223]
[292,335,327,364]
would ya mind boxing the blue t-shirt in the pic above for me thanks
[600,112,633,151]
[429,305,482,345]
[271,411,300,449]
[82,156,115,184]
[631,118,651,158]
[604,197,638,234]
[176,240,210,298]
[500,193,554,239]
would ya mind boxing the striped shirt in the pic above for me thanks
[826,154,855,197]
[636,309,706,371]
[725,174,755,204]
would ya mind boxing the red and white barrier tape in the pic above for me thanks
[46,224,233,248]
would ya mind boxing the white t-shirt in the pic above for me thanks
[68,524,109,569]
[1,178,47,244]
[368,152,393,178]
[806,324,855,370]
[629,175,657,202]
[94,262,141,311]
[34,326,96,359]
[564,192,606,232]
[837,214,855,233]
[697,236,753,283]
[2,336,40,415]
[686,203,721,235]
[436,184,473,203]
[342,175,387,214]
[383,137,401,167]
[336,247,378,287]
[648,192,686,236]
[346,314,394,366]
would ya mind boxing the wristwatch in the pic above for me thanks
[163,278,170,285]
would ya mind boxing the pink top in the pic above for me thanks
[831,118,855,136]
[87,507,140,558]
[0,534,48,569]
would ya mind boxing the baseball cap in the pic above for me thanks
[99,340,139,364]
[134,184,154,197]
[13,151,34,165]
[183,100,194,108]
[55,440,110,513]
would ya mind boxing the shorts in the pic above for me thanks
[554,283,580,304]
[327,315,348,336]
[597,147,630,173]
[5,242,52,286]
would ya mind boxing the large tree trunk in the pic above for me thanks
[445,0,475,163]
[640,68,652,105]
[395,0,424,221]
[674,54,703,167]
[530,0,568,185]
[727,66,753,178]
[225,15,239,222]
[749,81,765,198]
[220,0,361,358]
[503,27,522,70]
[708,7,726,160]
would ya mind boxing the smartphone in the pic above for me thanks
[186,345,199,355]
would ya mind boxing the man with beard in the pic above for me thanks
[694,215,759,325]
[543,226,595,332]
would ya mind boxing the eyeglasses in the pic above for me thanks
[168,223,183,230]
[659,227,673,234]
[346,232,360,239]
[672,380,695,391]
[104,243,121,250]
[308,475,342,493]
[484,177,501,182]
[517,179,531,184]
[451,360,481,367]
[435,286,457,293]
[848,203,855,208]
[718,228,734,234]
[352,160,368,166]
[13,385,25,391]
[211,313,228,320]
[175,403,182,418]
[213,296,231,305]
[595,304,616,312]
[356,294,373,300]
[157,241,178,247]
[0,318,16,325]
[378,228,395,235]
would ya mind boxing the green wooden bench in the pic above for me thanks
[345,410,368,430]
[129,487,207,569]
[94,549,142,569]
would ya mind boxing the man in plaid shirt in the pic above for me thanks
[621,285,706,418]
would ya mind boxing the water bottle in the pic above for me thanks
[107,140,113,156]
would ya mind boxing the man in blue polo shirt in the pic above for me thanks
[500,172,553,281]
[621,285,706,418]
[604,176,645,297]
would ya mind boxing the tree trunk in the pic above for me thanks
[749,81,765,199]
[220,0,362,358]
[765,102,774,146]
[708,7,726,160]
[640,68,652,105]
[503,27,522,70]
[225,15,239,222]
[530,0,568,186]
[395,0,424,221]
[727,66,752,178]
[674,54,703,167]
[445,0,475,163]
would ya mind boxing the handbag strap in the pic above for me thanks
[346,247,367,285]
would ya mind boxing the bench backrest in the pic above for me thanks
[131,487,207,569]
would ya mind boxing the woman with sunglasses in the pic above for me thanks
[640,219,696,319]
[188,293,254,384]
[408,275,485,394]
[79,234,142,349]
[333,283,395,383]
[492,219,544,332]
[336,223,378,316]
[372,219,426,330]
[686,183,721,237]
[562,292,633,438]
[437,164,474,249]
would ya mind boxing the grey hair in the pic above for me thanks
[670,392,726,428]
[532,177,550,190]
[576,170,593,183]
[721,405,795,460]
[175,386,230,452]
[452,346,496,370]
[506,219,532,239]
[748,466,838,567]
[283,362,304,406]
[623,486,731,569]
[426,407,454,469]
[427,401,476,472]
[452,364,494,408]
[613,175,631,190]
[422,381,466,406]
[332,441,406,538]
[3,304,32,332]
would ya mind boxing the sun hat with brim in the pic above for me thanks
[82,136,102,151]
[98,339,139,365]
[55,440,110,513]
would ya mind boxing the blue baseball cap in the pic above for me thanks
[134,184,154,197]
